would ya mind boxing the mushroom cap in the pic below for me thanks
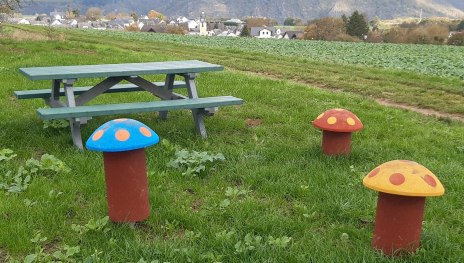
[363,160,445,197]
[312,108,363,132]
[86,118,159,152]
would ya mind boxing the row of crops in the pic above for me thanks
[85,30,464,80]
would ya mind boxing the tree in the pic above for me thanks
[457,20,464,32]
[284,17,295,26]
[147,9,165,20]
[130,12,138,22]
[66,9,80,19]
[86,7,102,21]
[240,24,250,37]
[369,16,381,31]
[341,14,348,25]
[304,17,346,40]
[346,10,369,39]
[284,17,303,26]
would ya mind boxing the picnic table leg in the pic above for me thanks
[63,79,84,150]
[184,73,207,138]
[159,74,175,120]
[45,79,66,107]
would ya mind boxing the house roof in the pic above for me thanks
[250,27,276,36]
[283,30,304,38]
[140,24,166,33]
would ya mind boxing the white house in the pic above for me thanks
[18,18,30,25]
[250,27,276,38]
[68,19,78,27]
[187,20,198,30]
[50,20,62,26]
[176,16,189,23]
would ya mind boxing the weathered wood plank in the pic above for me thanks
[14,81,186,99]
[20,60,223,80]
[37,96,243,120]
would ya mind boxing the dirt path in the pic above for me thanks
[245,70,464,122]
[375,99,464,122]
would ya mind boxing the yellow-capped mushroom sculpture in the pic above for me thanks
[363,160,445,256]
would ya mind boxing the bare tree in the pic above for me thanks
[86,7,102,21]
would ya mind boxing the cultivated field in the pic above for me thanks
[88,30,464,80]
[0,26,463,262]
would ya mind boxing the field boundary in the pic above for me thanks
[245,70,464,122]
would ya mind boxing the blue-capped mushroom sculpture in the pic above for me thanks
[86,118,159,222]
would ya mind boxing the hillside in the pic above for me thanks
[21,0,464,21]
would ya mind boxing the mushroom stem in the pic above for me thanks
[103,148,150,222]
[372,192,425,256]
[321,130,352,156]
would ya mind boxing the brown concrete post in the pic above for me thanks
[322,130,352,156]
[103,149,150,222]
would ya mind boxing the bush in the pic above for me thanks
[165,25,186,35]
[304,17,346,40]
[365,31,383,43]
[448,32,464,46]
[383,24,449,45]
[125,24,140,32]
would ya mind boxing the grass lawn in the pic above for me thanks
[0,26,463,262]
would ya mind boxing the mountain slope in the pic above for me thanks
[21,0,464,21]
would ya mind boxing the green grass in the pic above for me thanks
[0,26,463,262]
[17,25,463,116]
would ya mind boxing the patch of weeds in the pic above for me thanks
[71,216,110,235]
[43,119,69,129]
[225,187,250,199]
[234,234,263,254]
[267,235,292,248]
[167,148,225,177]
[8,231,81,263]
[0,150,70,194]
[219,199,231,211]
[457,146,464,153]
[0,149,16,162]
[215,229,236,241]
[25,154,71,175]
[234,234,293,254]
[184,230,202,240]
[160,219,181,236]
[0,167,31,193]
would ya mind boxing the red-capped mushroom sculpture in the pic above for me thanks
[86,118,159,222]
[363,160,445,256]
[312,108,363,156]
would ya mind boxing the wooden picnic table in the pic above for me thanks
[16,60,243,149]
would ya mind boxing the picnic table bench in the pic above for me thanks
[16,60,243,149]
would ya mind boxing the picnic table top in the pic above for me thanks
[19,60,224,81]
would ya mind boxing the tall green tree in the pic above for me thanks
[457,20,464,31]
[240,25,250,37]
[284,18,296,26]
[346,10,369,39]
